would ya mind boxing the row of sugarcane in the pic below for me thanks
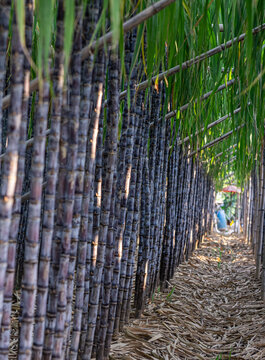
[0,1,215,359]
[245,139,265,300]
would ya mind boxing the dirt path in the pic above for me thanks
[110,234,265,360]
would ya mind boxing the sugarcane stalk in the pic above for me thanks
[121,104,147,325]
[118,103,143,331]
[70,51,105,359]
[91,35,131,357]
[160,143,174,290]
[66,4,101,352]
[256,142,265,278]
[52,4,83,358]
[0,1,32,356]
[133,98,150,306]
[104,34,139,352]
[152,107,170,291]
[94,168,117,359]
[83,47,120,360]
[0,0,11,156]
[134,158,151,318]
[69,3,101,354]
[184,159,195,261]
[148,88,163,296]
[32,1,64,357]
[177,155,193,266]
[18,80,50,359]
[168,145,182,279]
[112,93,143,336]
[0,10,24,331]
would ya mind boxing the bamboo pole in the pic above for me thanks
[82,0,175,60]
[119,23,265,101]
[223,156,237,166]
[188,124,245,158]
[178,106,241,146]
[214,149,237,163]
[212,144,237,160]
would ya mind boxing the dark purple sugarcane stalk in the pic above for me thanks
[122,105,147,324]
[166,146,178,280]
[168,144,181,279]
[202,177,210,238]
[0,11,24,332]
[111,31,139,335]
[70,51,105,359]
[94,169,117,360]
[134,158,151,318]
[197,171,206,247]
[250,167,257,250]
[65,49,105,358]
[88,60,129,356]
[31,2,64,358]
[137,88,160,298]
[69,3,101,355]
[0,1,32,357]
[52,4,83,358]
[112,92,143,334]
[160,140,175,290]
[104,39,139,352]
[175,151,188,269]
[73,100,104,358]
[43,4,91,356]
[149,96,166,296]
[152,113,170,291]
[189,159,199,256]
[66,3,101,352]
[193,164,202,250]
[78,101,102,354]
[43,101,68,359]
[82,47,120,360]
[79,95,104,355]
[94,31,135,358]
[133,159,145,307]
[92,277,104,358]
[184,159,195,261]
[196,166,205,247]
[0,0,11,156]
[133,98,150,307]
[192,161,201,252]
[119,113,144,330]
[18,80,50,360]
[79,54,106,355]
[177,155,193,266]
[207,183,215,234]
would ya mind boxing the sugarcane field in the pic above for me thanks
[0,0,265,359]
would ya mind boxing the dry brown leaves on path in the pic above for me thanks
[110,234,265,360]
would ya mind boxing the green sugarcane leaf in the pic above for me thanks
[63,0,75,74]
[110,0,121,46]
[37,0,55,75]
[15,0,25,47]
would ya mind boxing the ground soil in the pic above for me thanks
[110,233,265,360]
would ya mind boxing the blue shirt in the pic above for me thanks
[216,209,227,230]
